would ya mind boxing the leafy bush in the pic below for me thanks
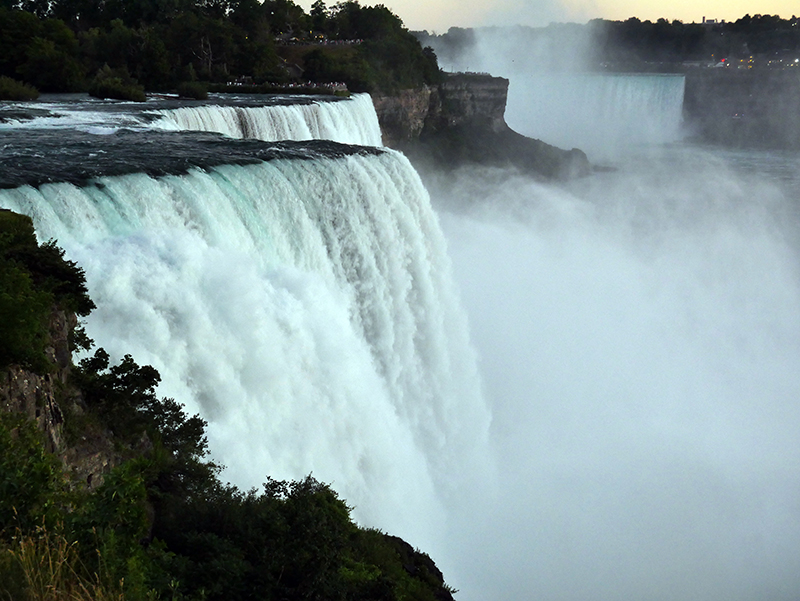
[176,80,208,99]
[0,413,63,534]
[0,258,52,371]
[74,350,209,462]
[88,65,146,101]
[0,75,39,100]
[0,211,94,370]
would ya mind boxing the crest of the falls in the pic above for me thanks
[0,149,490,550]
[151,92,384,146]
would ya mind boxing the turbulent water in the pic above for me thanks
[152,92,383,146]
[0,94,487,556]
[0,92,382,146]
[3,80,800,601]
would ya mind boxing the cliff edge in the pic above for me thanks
[372,73,590,179]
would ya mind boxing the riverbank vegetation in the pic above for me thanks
[0,0,441,99]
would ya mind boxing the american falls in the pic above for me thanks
[0,94,490,562]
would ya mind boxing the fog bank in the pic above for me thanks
[430,144,800,600]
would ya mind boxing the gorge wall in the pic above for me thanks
[683,69,800,149]
[0,287,119,491]
[372,73,509,146]
[371,73,590,179]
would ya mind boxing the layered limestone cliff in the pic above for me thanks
[372,72,590,179]
[0,309,119,490]
[426,73,509,131]
[371,86,434,147]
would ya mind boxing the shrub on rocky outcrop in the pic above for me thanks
[0,76,39,100]
[0,211,93,371]
[176,80,208,100]
[88,65,146,102]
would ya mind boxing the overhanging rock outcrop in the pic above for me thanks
[371,86,434,147]
[371,73,590,180]
[427,72,510,131]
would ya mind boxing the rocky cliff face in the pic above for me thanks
[0,310,118,490]
[426,73,509,132]
[684,69,800,149]
[371,73,510,143]
[372,72,590,180]
[371,86,434,147]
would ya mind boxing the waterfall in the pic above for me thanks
[151,93,384,146]
[0,150,489,550]
[505,73,686,159]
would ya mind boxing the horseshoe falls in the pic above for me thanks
[0,96,490,562]
[504,73,686,159]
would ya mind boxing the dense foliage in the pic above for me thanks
[0,74,39,99]
[87,64,146,101]
[0,211,93,370]
[0,214,453,601]
[0,0,441,96]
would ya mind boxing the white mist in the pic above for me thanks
[432,142,800,600]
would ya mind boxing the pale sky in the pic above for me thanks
[309,0,799,32]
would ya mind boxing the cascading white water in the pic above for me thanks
[426,28,686,160]
[505,73,686,159]
[0,150,490,555]
[151,93,384,146]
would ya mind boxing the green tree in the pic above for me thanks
[0,212,93,370]
[0,259,51,370]
[0,8,41,79]
[262,0,308,36]
[0,413,63,533]
[16,18,84,91]
[310,0,328,34]
[137,26,173,87]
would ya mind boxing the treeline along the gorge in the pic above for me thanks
[0,210,457,601]
[0,0,441,97]
[420,14,800,72]
[592,14,800,69]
